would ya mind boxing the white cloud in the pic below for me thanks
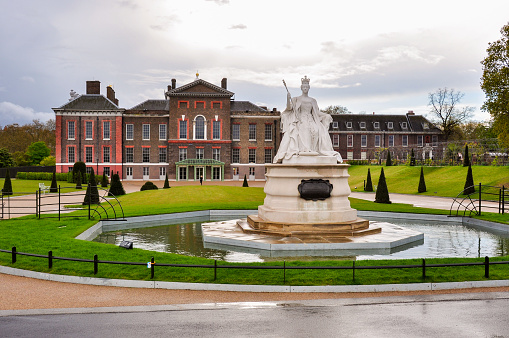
[229,24,247,30]
[21,76,35,84]
[0,102,53,126]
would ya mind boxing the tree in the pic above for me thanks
[418,167,427,193]
[163,173,170,189]
[83,168,99,205]
[321,105,352,114]
[26,141,51,165]
[72,162,86,184]
[0,148,14,168]
[12,151,31,166]
[386,151,392,166]
[242,174,249,187]
[40,156,56,166]
[0,120,55,155]
[374,168,391,204]
[50,171,58,193]
[108,172,126,196]
[410,149,416,166]
[463,144,471,167]
[464,165,475,195]
[101,173,109,188]
[481,22,509,148]
[364,168,373,192]
[428,88,475,141]
[2,169,13,195]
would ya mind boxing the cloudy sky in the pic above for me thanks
[1,0,508,126]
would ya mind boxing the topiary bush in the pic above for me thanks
[108,172,126,196]
[418,167,427,193]
[83,168,100,205]
[410,149,416,166]
[73,161,86,183]
[101,173,109,188]
[364,168,373,192]
[2,169,13,195]
[242,174,249,187]
[386,151,392,166]
[374,168,391,204]
[140,181,159,191]
[50,171,58,193]
[163,173,170,189]
[463,144,471,167]
[464,164,475,195]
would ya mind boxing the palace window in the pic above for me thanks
[67,147,75,163]
[142,124,150,140]
[332,134,339,147]
[417,135,423,147]
[347,135,353,147]
[232,124,240,141]
[402,135,408,147]
[375,135,381,147]
[103,121,110,140]
[232,149,240,163]
[159,124,167,140]
[126,148,134,163]
[85,146,93,163]
[159,147,167,163]
[249,124,256,141]
[212,120,221,140]
[248,148,256,163]
[126,124,133,140]
[361,135,367,147]
[142,148,150,163]
[67,121,75,140]
[196,148,204,159]
[388,135,394,147]
[179,120,187,139]
[264,148,272,163]
[265,124,272,141]
[195,116,205,140]
[179,148,187,161]
[103,147,110,163]
[85,121,93,139]
[212,148,220,161]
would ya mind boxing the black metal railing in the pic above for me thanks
[2,247,506,283]
[450,183,508,217]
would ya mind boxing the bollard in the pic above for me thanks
[94,254,98,275]
[485,256,489,278]
[48,250,53,269]
[12,246,16,264]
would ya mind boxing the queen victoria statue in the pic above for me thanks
[273,76,343,163]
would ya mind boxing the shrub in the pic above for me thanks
[463,145,470,167]
[101,173,109,188]
[386,151,392,166]
[16,172,27,179]
[163,174,170,189]
[50,172,58,193]
[410,149,416,166]
[464,165,475,195]
[83,168,100,205]
[73,162,86,183]
[418,167,427,193]
[140,181,158,191]
[242,174,249,187]
[364,168,373,192]
[109,173,125,196]
[75,172,82,190]
[2,169,13,195]
[374,168,391,204]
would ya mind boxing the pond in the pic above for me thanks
[92,217,509,263]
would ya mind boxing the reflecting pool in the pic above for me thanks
[93,218,509,263]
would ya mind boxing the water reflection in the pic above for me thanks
[93,218,509,263]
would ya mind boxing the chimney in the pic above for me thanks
[171,78,176,89]
[86,80,100,94]
[107,86,119,106]
[407,110,415,116]
[221,78,227,89]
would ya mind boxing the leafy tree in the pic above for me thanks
[321,105,352,114]
[163,173,170,189]
[364,168,373,192]
[428,88,475,141]
[2,169,13,195]
[410,149,416,166]
[464,165,475,195]
[83,168,99,205]
[242,174,249,187]
[418,167,427,193]
[386,151,392,166]
[374,168,391,204]
[101,173,109,188]
[40,156,56,166]
[481,22,509,148]
[27,141,51,165]
[0,148,14,168]
[109,172,126,196]
[50,171,58,193]
[0,119,55,155]
[72,162,87,184]
[140,181,158,191]
[463,144,471,167]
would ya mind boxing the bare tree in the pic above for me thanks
[321,105,351,114]
[428,88,474,140]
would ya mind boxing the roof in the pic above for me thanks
[329,114,441,133]
[230,101,269,112]
[53,95,121,111]
[166,79,234,98]
[129,100,169,110]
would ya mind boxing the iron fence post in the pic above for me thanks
[502,186,505,215]
[150,257,155,279]
[422,259,426,279]
[38,188,41,219]
[283,261,286,284]
[485,256,490,278]
[58,186,61,221]
[214,260,217,281]
[12,246,16,264]
[35,190,38,217]
[478,183,482,216]
[48,250,53,269]
[352,261,355,281]
[88,183,91,220]
[94,254,98,275]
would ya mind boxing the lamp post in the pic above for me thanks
[96,157,99,175]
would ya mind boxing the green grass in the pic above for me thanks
[0,180,508,286]
[0,178,78,196]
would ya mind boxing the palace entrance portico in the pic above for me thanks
[175,159,225,181]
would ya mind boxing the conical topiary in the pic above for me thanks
[242,174,249,187]
[410,149,416,166]
[418,167,427,193]
[163,173,170,189]
[75,172,82,190]
[386,151,392,166]
[83,168,100,205]
[364,168,373,192]
[50,171,58,193]
[101,172,109,188]
[464,164,475,195]
[374,168,391,204]
[463,144,470,167]
[108,172,126,196]
[2,169,13,196]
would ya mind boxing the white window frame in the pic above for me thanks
[103,121,110,140]
[126,148,134,163]
[212,120,221,140]
[194,115,206,140]
[264,124,272,141]
[332,121,338,129]
[85,146,93,163]
[159,124,167,140]
[232,148,240,163]
[387,122,394,130]
[417,135,423,147]
[402,135,408,147]
[67,121,75,140]
[126,124,134,140]
[196,148,204,160]
[232,124,240,141]
[401,122,408,129]
[361,135,367,147]
[103,147,110,163]
[159,147,167,163]
[374,122,380,129]
[249,124,256,141]
[212,148,220,161]
[388,135,394,147]
[142,147,150,163]
[68,147,75,163]
[360,122,366,129]
[346,122,352,129]
[332,134,339,147]
[248,148,256,163]
[375,135,381,147]
[179,120,187,139]
[179,148,187,161]
[85,121,93,140]
[264,148,272,163]
[347,134,353,147]
[142,124,150,140]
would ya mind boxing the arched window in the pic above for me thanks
[195,116,205,140]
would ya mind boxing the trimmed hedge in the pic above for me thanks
[17,172,69,181]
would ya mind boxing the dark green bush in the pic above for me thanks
[374,168,391,204]
[2,170,13,195]
[364,168,373,192]
[418,167,426,193]
[140,181,158,191]
[242,174,249,187]
[109,173,125,196]
[83,168,99,205]
[464,165,475,195]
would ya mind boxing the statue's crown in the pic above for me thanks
[301,76,310,85]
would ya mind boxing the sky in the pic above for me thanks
[1,0,508,126]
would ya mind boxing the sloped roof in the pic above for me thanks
[129,100,169,111]
[166,79,234,98]
[53,95,121,111]
[330,114,441,133]
[230,101,269,112]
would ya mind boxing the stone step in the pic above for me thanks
[247,215,370,232]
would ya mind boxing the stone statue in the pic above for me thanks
[273,76,342,163]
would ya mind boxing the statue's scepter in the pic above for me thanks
[282,80,295,112]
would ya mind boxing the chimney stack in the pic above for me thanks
[221,78,227,89]
[86,80,100,94]
[407,110,415,116]
[107,86,119,106]
[171,78,176,89]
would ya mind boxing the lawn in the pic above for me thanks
[0,178,78,196]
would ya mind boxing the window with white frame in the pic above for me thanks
[86,167,92,174]
[361,152,367,160]
[212,167,221,180]
[346,122,352,129]
[85,147,93,163]
[387,122,394,129]
[126,167,133,178]
[375,135,381,147]
[196,148,204,159]
[67,147,75,163]
[179,148,187,161]
[67,121,75,139]
[360,122,366,129]
[212,120,221,140]
[103,121,110,140]
[332,121,338,129]
[232,124,240,141]
[232,148,240,163]
[159,167,166,177]
[388,135,394,147]
[417,135,423,147]
[159,147,167,163]
[212,148,220,161]
[402,135,408,147]
[332,134,339,147]
[142,148,150,162]
[143,167,149,177]
[361,135,367,147]
[249,124,256,141]
[85,121,93,139]
[249,167,255,176]
[103,167,110,176]
[374,122,380,129]
[159,124,167,140]
[126,148,133,163]
[248,148,256,163]
[126,124,133,140]
[103,147,110,163]
[142,124,150,140]
[264,124,272,141]
[432,135,438,146]
[179,120,187,139]
[179,167,187,180]
[195,116,205,140]
[401,122,408,129]
[347,134,353,147]
[264,148,272,163]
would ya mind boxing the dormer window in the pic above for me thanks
[346,122,352,129]
[401,122,407,129]
[332,121,338,129]
[423,123,429,130]
[374,122,380,129]
[360,122,366,129]
[387,122,393,129]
